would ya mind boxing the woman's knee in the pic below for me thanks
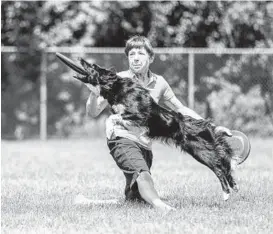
[136,171,152,184]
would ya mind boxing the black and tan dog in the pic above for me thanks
[73,58,239,200]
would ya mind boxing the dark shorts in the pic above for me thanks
[107,137,153,201]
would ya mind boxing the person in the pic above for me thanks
[83,36,231,211]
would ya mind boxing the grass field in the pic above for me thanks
[1,137,273,234]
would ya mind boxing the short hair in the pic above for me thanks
[124,36,154,58]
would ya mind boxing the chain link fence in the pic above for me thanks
[1,47,273,139]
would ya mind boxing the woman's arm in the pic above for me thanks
[164,96,232,136]
[159,76,203,120]
[164,96,203,120]
[85,84,108,118]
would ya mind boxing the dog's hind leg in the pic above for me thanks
[213,168,231,201]
[217,156,239,193]
[182,141,232,201]
[226,172,239,192]
[216,152,239,193]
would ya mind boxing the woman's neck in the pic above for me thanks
[136,72,149,86]
[135,69,149,80]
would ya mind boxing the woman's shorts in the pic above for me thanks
[107,137,153,189]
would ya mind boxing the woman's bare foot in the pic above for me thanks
[152,199,176,212]
[74,194,119,205]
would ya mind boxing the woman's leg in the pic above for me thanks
[136,171,175,211]
[124,172,143,202]
[108,137,175,211]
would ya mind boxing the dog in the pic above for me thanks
[74,58,238,200]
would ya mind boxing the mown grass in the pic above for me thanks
[1,137,273,234]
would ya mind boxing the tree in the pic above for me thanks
[1,1,272,138]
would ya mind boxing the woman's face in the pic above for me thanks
[128,47,154,75]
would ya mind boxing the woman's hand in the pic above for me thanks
[85,83,100,96]
[215,126,232,137]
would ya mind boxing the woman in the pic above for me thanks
[84,36,231,211]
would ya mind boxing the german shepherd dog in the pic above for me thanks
[74,58,238,200]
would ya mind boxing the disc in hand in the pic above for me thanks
[225,130,251,165]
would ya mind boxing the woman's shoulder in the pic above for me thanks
[151,72,169,85]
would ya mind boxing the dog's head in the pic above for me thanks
[74,58,116,87]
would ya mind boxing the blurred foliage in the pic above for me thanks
[208,85,273,136]
[215,54,273,118]
[1,1,273,138]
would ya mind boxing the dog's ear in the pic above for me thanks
[109,66,116,74]
[92,63,107,74]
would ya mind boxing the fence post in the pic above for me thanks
[40,52,47,140]
[188,53,195,109]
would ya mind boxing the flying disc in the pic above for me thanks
[225,130,251,165]
[56,52,88,76]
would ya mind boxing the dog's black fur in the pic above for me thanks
[75,59,238,197]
